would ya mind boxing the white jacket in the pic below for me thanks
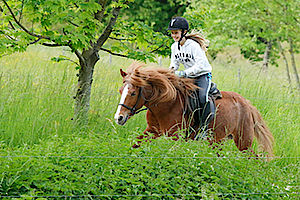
[170,39,212,78]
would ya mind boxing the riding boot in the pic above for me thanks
[187,107,201,139]
[196,99,215,140]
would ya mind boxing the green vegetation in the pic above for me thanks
[186,0,299,66]
[122,0,188,32]
[0,0,298,198]
[0,0,173,123]
[0,46,299,199]
[1,0,299,125]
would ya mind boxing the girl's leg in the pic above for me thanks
[194,73,212,134]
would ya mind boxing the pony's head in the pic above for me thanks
[114,68,148,125]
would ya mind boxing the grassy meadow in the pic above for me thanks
[0,46,299,199]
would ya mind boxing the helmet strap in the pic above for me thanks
[177,29,188,50]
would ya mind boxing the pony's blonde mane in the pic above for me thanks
[124,62,198,104]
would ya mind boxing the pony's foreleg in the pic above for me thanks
[132,126,160,148]
[132,131,148,148]
[132,111,161,148]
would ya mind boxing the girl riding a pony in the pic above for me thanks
[167,17,213,134]
[113,17,274,157]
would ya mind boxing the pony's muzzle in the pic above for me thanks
[115,114,128,125]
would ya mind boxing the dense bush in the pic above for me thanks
[0,135,298,199]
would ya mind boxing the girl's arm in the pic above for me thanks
[169,43,179,70]
[184,43,211,77]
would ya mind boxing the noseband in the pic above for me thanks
[119,87,148,116]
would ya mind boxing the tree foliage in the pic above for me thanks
[185,0,299,66]
[122,0,188,32]
[0,0,177,121]
[1,0,102,54]
[1,0,298,120]
[0,0,172,61]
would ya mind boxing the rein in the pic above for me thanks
[119,87,148,116]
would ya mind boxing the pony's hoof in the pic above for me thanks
[132,144,140,148]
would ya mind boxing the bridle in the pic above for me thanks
[118,87,148,116]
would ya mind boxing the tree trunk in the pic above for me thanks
[74,49,99,124]
[262,41,272,70]
[72,4,122,124]
[278,42,291,86]
[288,38,300,91]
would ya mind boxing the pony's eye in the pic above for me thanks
[131,92,136,96]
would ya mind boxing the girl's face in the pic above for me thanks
[171,30,182,42]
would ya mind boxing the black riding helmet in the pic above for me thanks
[167,17,189,31]
[167,17,189,50]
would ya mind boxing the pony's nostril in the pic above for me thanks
[118,116,123,121]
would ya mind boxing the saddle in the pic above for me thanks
[187,82,222,137]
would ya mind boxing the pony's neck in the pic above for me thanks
[144,91,185,117]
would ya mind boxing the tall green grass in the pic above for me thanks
[0,46,76,146]
[0,46,299,198]
[0,45,298,155]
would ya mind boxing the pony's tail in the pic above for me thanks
[250,104,274,158]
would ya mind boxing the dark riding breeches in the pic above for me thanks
[194,73,213,128]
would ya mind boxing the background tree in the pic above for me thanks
[185,0,278,65]
[0,0,177,123]
[273,0,300,90]
[185,0,299,90]
[0,0,298,126]
[122,0,188,32]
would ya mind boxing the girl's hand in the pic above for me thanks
[175,71,186,78]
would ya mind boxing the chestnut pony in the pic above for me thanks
[114,63,274,157]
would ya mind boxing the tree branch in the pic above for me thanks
[0,30,15,40]
[8,20,16,30]
[94,1,125,51]
[74,49,86,67]
[29,38,68,47]
[68,20,79,27]
[95,0,107,21]
[150,44,165,53]
[63,58,80,66]
[109,36,134,41]
[41,42,64,47]
[29,38,41,45]
[100,47,129,58]
[2,0,50,39]
[53,57,80,67]
[18,0,25,22]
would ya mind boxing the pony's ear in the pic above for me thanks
[120,69,127,77]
